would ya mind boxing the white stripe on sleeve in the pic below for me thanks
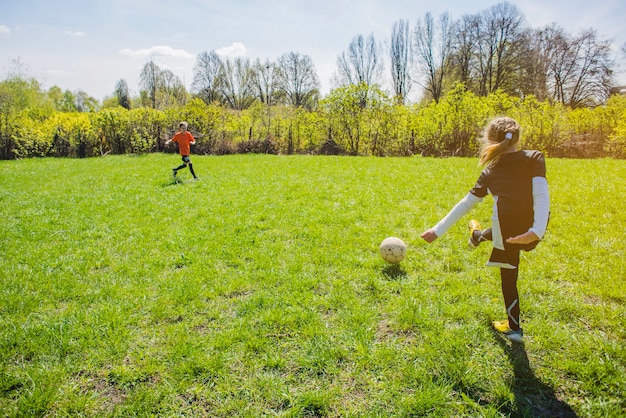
[529,176,550,239]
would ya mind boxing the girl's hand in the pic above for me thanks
[506,231,539,245]
[420,229,438,243]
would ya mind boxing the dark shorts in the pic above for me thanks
[483,226,540,270]
[488,243,538,270]
[488,211,549,269]
[181,155,191,163]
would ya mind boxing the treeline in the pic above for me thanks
[5,2,620,116]
[1,1,625,159]
[3,83,625,160]
[145,1,618,111]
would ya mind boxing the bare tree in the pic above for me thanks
[516,24,566,101]
[334,33,384,109]
[277,52,320,110]
[447,7,613,105]
[335,33,384,88]
[252,58,282,105]
[139,60,188,109]
[114,79,131,109]
[390,19,412,104]
[216,57,255,110]
[192,51,223,104]
[74,90,98,112]
[450,13,480,89]
[139,60,161,109]
[161,69,187,108]
[547,28,613,107]
[413,12,453,103]
[473,2,525,96]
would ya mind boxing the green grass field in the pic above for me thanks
[1,154,624,417]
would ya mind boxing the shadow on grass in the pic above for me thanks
[162,175,201,187]
[382,263,407,280]
[162,176,184,187]
[491,328,578,417]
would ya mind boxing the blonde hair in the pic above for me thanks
[478,117,520,166]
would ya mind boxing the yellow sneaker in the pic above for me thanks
[493,320,523,343]
[468,219,482,249]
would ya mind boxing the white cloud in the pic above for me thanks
[119,45,194,59]
[215,42,247,58]
[0,25,11,35]
[64,30,86,37]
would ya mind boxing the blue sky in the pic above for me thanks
[1,0,625,101]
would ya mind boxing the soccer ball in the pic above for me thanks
[379,237,407,264]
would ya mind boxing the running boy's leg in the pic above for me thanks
[173,163,186,176]
[188,161,197,178]
[174,156,191,177]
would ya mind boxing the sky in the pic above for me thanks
[1,0,625,101]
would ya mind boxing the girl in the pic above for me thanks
[420,117,550,342]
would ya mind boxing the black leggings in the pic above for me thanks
[501,267,520,330]
[479,227,521,330]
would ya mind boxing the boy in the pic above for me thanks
[165,121,197,179]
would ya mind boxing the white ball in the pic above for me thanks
[379,237,407,264]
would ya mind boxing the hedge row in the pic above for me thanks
[2,86,625,159]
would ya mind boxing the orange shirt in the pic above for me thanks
[171,131,195,156]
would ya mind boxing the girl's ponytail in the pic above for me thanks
[479,117,521,166]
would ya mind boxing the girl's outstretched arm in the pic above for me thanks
[427,193,483,239]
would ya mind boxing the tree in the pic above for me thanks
[139,60,187,109]
[473,2,525,96]
[62,90,78,112]
[413,12,453,103]
[139,61,161,109]
[74,90,98,112]
[252,59,283,137]
[547,28,613,107]
[252,58,282,105]
[0,73,46,159]
[389,19,412,105]
[335,33,384,87]
[450,13,480,90]
[216,57,256,110]
[322,83,392,155]
[160,69,187,108]
[191,51,223,104]
[277,52,320,110]
[114,79,131,109]
[516,26,554,100]
[47,86,63,110]
[334,33,383,108]
[0,61,44,112]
